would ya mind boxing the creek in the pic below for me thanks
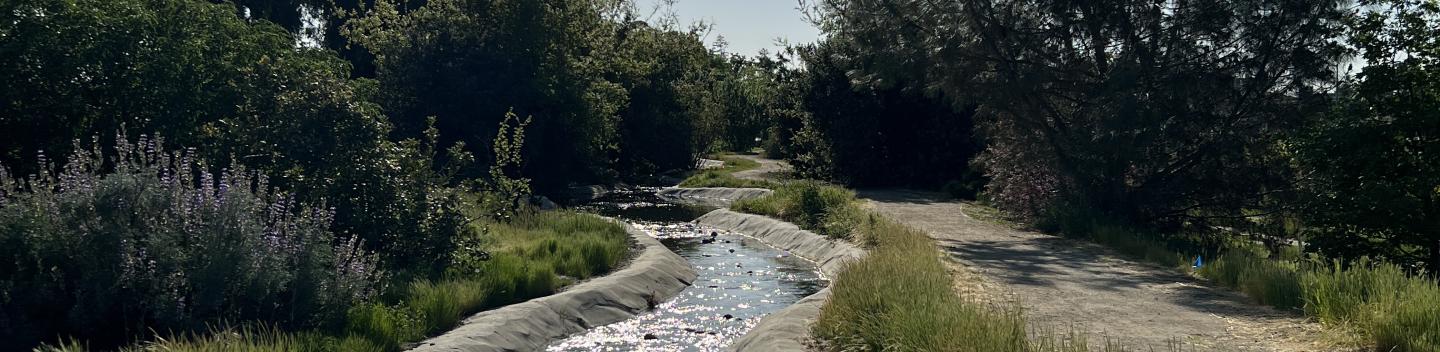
[547,189,825,351]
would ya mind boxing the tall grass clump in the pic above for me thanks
[1301,260,1440,351]
[0,135,378,349]
[732,180,861,239]
[815,215,1035,351]
[1196,252,1305,310]
[124,324,384,352]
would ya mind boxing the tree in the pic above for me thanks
[785,39,982,188]
[1297,0,1440,271]
[346,0,630,191]
[0,0,468,277]
[607,21,723,179]
[811,0,1346,226]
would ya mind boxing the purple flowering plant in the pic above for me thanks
[0,131,378,349]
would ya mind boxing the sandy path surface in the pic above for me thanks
[729,154,789,181]
[856,189,1337,351]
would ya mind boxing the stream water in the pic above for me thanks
[547,188,825,351]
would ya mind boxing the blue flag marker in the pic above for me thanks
[1192,256,1204,269]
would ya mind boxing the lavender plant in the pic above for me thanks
[0,133,378,349]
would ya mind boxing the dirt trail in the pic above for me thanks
[857,189,1337,351]
[731,157,1336,350]
[729,154,789,181]
[732,157,1338,351]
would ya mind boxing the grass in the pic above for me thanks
[1039,207,1440,351]
[731,181,1172,351]
[677,154,780,189]
[81,210,632,352]
[731,180,863,241]
[815,214,1050,351]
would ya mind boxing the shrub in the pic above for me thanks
[0,136,377,349]
[732,180,858,239]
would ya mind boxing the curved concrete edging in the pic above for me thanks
[409,220,697,352]
[656,187,773,207]
[694,209,867,352]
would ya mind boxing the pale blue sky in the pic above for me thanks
[634,0,822,57]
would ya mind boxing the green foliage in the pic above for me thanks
[1,0,330,168]
[815,216,1035,351]
[732,181,859,239]
[116,211,630,352]
[1294,0,1440,272]
[0,0,470,280]
[121,324,385,352]
[0,136,376,349]
[1198,252,1306,310]
[678,170,777,189]
[677,154,776,189]
[472,112,534,221]
[810,0,1346,226]
[343,0,774,188]
[781,39,983,188]
[737,180,1048,350]
[608,23,730,179]
[1302,259,1440,351]
[337,210,627,350]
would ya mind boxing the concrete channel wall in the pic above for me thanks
[655,187,773,207]
[409,221,696,352]
[694,209,866,352]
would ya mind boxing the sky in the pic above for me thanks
[634,0,823,57]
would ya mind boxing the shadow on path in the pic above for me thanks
[858,188,1324,352]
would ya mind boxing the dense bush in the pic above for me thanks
[783,39,983,189]
[608,24,730,180]
[814,215,1040,351]
[1293,0,1440,272]
[0,136,377,349]
[344,0,631,191]
[0,0,470,279]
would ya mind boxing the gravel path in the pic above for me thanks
[856,189,1337,351]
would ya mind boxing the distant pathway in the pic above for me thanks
[857,189,1336,351]
[729,154,788,181]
